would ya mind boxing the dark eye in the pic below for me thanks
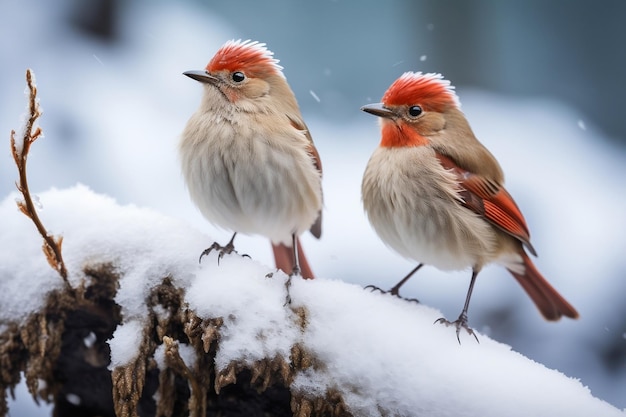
[408,105,422,117]
[232,71,245,82]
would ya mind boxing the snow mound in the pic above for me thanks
[1,185,623,416]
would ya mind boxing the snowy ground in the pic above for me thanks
[1,1,625,415]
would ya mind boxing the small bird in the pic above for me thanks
[361,72,578,341]
[179,40,323,297]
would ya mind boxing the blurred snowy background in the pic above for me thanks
[1,0,625,413]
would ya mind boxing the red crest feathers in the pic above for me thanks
[382,72,460,112]
[207,39,284,78]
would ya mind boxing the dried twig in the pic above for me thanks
[9,69,71,292]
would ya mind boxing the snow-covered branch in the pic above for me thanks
[0,186,623,417]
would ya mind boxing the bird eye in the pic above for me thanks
[232,71,245,83]
[408,106,423,117]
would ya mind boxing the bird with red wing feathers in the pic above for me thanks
[361,72,578,342]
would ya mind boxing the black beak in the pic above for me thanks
[360,103,395,119]
[183,70,219,84]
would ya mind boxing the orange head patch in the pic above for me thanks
[207,39,284,79]
[382,72,460,112]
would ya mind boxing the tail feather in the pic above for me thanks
[508,251,578,321]
[271,238,314,279]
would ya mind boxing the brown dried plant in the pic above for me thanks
[9,69,71,293]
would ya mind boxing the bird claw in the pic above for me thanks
[198,241,242,264]
[263,269,296,306]
[283,267,302,306]
[284,275,292,306]
[434,313,479,344]
[364,284,386,293]
[364,284,419,303]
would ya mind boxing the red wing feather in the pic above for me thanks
[436,153,537,256]
[483,189,531,244]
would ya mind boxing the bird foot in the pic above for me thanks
[434,312,479,344]
[263,269,300,306]
[284,275,292,306]
[198,242,249,264]
[364,285,419,303]
[283,267,302,306]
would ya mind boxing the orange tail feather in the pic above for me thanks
[271,238,314,279]
[508,251,578,321]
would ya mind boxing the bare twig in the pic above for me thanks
[10,69,71,292]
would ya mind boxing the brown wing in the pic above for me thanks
[288,115,323,239]
[436,153,536,256]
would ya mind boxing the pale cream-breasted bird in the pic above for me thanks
[179,40,323,294]
[361,72,578,341]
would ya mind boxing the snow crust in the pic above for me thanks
[109,320,145,368]
[1,185,623,417]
